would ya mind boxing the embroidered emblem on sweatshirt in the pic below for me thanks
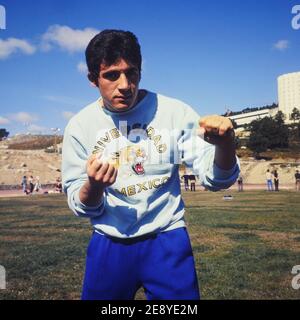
[130,146,146,175]
[98,144,147,176]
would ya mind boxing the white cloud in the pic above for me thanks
[77,61,88,74]
[62,111,75,120]
[0,38,36,59]
[41,25,99,53]
[27,124,47,133]
[0,116,10,124]
[10,112,38,124]
[0,25,99,60]
[273,40,289,51]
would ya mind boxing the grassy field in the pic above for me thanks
[0,190,299,300]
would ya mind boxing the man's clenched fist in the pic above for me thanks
[87,153,118,187]
[198,114,236,170]
[79,154,118,207]
[198,115,235,147]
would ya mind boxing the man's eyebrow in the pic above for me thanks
[101,66,138,73]
[102,70,119,74]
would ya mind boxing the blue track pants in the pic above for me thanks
[81,227,200,300]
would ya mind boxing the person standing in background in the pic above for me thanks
[266,169,273,191]
[237,174,243,192]
[182,173,190,191]
[55,177,62,193]
[34,176,41,192]
[295,170,300,191]
[28,175,34,194]
[189,174,196,191]
[21,175,27,194]
[273,170,279,192]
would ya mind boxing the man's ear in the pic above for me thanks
[87,73,98,87]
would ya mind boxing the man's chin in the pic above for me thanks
[112,102,134,112]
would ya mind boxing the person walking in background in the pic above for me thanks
[273,170,279,192]
[237,174,243,192]
[266,169,273,191]
[189,174,196,191]
[21,175,27,194]
[295,170,300,191]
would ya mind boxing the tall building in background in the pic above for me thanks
[278,71,300,120]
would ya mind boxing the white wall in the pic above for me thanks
[278,71,300,120]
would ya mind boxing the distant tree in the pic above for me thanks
[274,111,286,126]
[290,108,300,123]
[0,128,9,140]
[246,115,289,157]
[247,132,269,157]
[288,122,300,146]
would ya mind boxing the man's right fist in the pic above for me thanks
[79,154,118,207]
[87,153,118,188]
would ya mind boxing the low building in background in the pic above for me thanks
[225,71,300,131]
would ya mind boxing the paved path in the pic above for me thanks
[0,189,59,198]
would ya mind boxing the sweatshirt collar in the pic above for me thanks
[100,90,151,117]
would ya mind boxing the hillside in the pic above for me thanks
[5,134,63,150]
[0,135,62,186]
[0,135,299,187]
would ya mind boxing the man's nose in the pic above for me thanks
[118,72,130,90]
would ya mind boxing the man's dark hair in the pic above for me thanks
[85,29,142,85]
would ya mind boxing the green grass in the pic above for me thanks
[0,191,300,300]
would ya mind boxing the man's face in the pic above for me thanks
[97,59,140,112]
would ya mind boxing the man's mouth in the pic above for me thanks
[133,162,144,175]
[115,95,132,101]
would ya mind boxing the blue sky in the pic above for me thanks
[0,0,300,135]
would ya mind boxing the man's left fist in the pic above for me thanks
[198,115,235,147]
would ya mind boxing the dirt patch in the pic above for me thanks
[0,234,50,243]
[189,228,234,256]
[255,230,300,252]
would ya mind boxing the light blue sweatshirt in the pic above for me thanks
[62,91,240,238]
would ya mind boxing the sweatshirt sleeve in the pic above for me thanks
[177,104,240,191]
[62,120,105,218]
